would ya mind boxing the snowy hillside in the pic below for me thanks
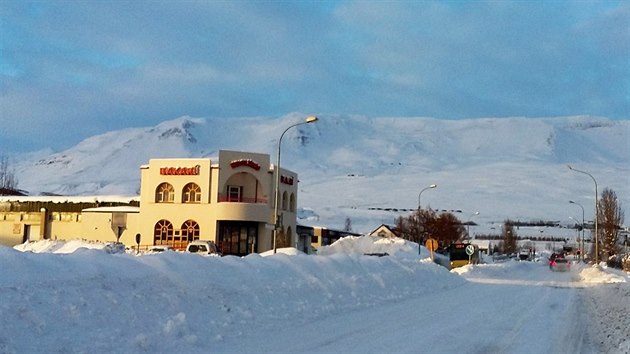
[10,114,630,233]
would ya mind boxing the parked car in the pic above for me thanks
[550,257,570,272]
[518,249,530,261]
[186,240,221,256]
[149,245,172,253]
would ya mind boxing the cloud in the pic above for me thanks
[1,0,628,153]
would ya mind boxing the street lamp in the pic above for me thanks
[467,211,480,238]
[569,200,585,262]
[569,216,583,262]
[418,184,437,210]
[568,165,599,263]
[273,116,318,253]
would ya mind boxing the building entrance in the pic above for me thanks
[218,221,258,256]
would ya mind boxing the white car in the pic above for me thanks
[186,240,221,256]
[149,245,172,253]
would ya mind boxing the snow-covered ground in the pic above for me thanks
[1,236,628,354]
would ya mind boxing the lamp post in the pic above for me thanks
[569,200,585,262]
[273,116,318,253]
[418,184,437,210]
[568,165,599,263]
[467,211,480,239]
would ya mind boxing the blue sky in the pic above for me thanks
[1,0,628,153]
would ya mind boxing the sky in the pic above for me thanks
[1,0,629,153]
[1,237,628,353]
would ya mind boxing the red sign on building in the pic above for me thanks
[160,165,201,176]
[281,175,294,185]
[230,159,261,171]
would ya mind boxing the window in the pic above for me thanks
[218,222,258,256]
[282,191,288,210]
[227,185,242,202]
[181,220,200,242]
[182,183,201,203]
[154,219,174,244]
[155,183,175,203]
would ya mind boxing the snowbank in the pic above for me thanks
[1,237,462,353]
[3,237,628,353]
[13,239,107,253]
[316,235,420,258]
[578,265,627,283]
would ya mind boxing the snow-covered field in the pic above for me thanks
[1,236,628,354]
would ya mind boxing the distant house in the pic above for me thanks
[470,239,490,253]
[298,224,360,254]
[368,224,400,238]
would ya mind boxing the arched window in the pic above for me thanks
[181,220,200,242]
[182,183,201,203]
[154,219,173,244]
[282,191,288,210]
[155,183,175,203]
[289,193,296,212]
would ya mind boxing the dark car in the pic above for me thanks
[549,252,563,262]
[550,257,570,272]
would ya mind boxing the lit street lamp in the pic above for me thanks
[568,165,599,263]
[273,116,318,253]
[569,200,585,262]
[418,184,437,210]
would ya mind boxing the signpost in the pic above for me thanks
[465,244,475,264]
[135,233,141,254]
[425,238,438,261]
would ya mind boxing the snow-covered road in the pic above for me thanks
[214,261,606,354]
[1,238,628,354]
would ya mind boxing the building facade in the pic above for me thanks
[0,150,301,256]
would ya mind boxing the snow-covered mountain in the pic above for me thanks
[10,114,630,233]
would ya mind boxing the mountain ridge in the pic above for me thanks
[8,114,629,232]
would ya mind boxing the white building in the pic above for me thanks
[0,150,303,256]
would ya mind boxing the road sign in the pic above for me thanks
[425,238,438,252]
[465,244,475,256]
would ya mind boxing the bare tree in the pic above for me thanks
[501,220,518,254]
[396,208,438,244]
[396,209,464,249]
[434,213,466,246]
[597,188,624,258]
[0,156,19,190]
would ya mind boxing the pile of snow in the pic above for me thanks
[316,235,420,258]
[13,239,108,253]
[578,265,627,284]
[578,266,630,353]
[3,238,628,353]
[1,238,462,353]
